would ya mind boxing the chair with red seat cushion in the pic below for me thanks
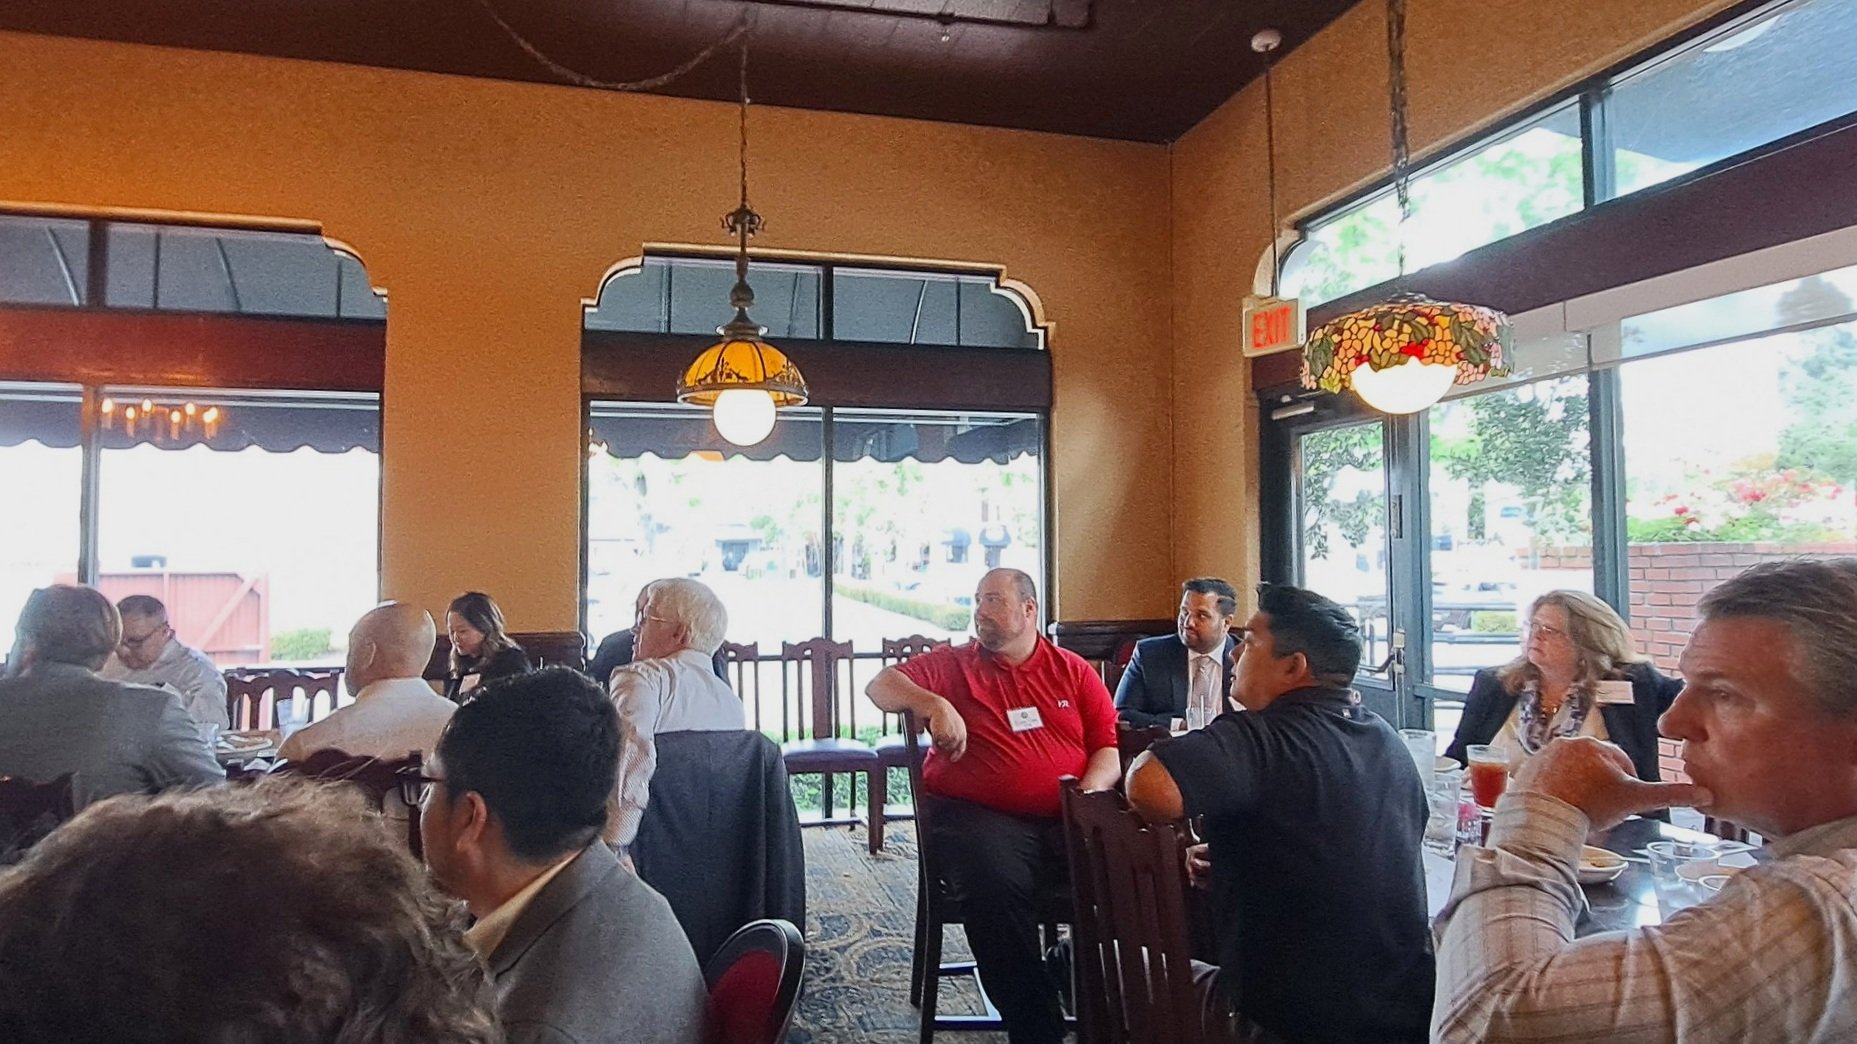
[704,918,805,1044]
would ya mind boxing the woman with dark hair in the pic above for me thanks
[444,591,530,702]
[1445,589,1681,785]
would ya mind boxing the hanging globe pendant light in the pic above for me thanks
[675,37,808,446]
[1298,0,1510,413]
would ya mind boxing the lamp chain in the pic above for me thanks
[727,36,762,315]
[1387,0,1411,279]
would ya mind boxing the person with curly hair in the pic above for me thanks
[0,779,499,1044]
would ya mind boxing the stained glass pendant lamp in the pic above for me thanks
[1299,0,1510,414]
[676,40,808,446]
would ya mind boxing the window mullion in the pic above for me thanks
[820,406,835,641]
[1581,86,1617,206]
[76,386,103,584]
[1588,365,1630,617]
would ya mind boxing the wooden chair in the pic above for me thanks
[721,641,766,727]
[1115,724,1172,777]
[1059,778,1201,1044]
[904,714,1072,1041]
[224,667,344,731]
[0,773,75,865]
[276,748,424,858]
[777,638,884,854]
[1703,816,1759,846]
[873,636,948,828]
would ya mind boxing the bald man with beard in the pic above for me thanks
[278,603,455,764]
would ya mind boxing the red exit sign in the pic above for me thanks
[1242,296,1304,357]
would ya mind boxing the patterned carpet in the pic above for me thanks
[791,822,1007,1044]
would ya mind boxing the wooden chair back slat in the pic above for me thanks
[780,638,854,741]
[224,668,344,731]
[719,641,763,732]
[878,635,947,738]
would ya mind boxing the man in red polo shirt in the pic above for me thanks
[868,567,1120,1044]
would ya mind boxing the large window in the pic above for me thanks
[93,392,381,667]
[1619,293,1857,670]
[1271,245,1857,736]
[1278,0,1857,309]
[586,255,1042,349]
[586,406,827,648]
[0,216,386,668]
[1605,0,1857,198]
[586,405,1045,653]
[0,384,83,654]
[1424,376,1592,692]
[0,213,382,319]
[1281,103,1583,307]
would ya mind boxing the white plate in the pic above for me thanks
[217,732,272,752]
[1435,756,1463,773]
[1577,845,1627,884]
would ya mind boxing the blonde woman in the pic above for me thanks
[1445,590,1682,785]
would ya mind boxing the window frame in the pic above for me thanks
[1276,0,1852,307]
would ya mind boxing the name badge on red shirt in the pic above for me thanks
[1007,706,1044,732]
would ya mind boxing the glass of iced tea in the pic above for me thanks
[1466,744,1509,810]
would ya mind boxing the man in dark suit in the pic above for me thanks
[418,667,708,1044]
[0,584,223,809]
[1115,577,1239,729]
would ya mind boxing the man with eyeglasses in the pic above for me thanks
[867,567,1121,1044]
[602,577,744,850]
[1115,577,1240,730]
[0,585,223,809]
[413,667,708,1044]
[100,594,229,730]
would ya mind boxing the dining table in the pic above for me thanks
[1424,815,1748,935]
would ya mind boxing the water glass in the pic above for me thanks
[1645,839,1719,911]
[1400,728,1436,776]
[1423,769,1463,857]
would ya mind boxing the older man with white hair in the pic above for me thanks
[604,578,743,848]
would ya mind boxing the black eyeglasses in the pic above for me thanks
[395,765,444,807]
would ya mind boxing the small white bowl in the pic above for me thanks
[1577,845,1627,884]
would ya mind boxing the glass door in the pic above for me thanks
[1292,420,1401,723]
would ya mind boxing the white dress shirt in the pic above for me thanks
[1184,649,1223,727]
[101,638,230,729]
[607,647,746,846]
[276,676,455,763]
[1434,791,1857,1041]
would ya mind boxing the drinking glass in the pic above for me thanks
[1466,744,1508,809]
[1424,768,1463,857]
[1400,728,1436,777]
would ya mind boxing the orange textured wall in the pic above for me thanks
[0,31,1175,629]
[1168,0,1739,608]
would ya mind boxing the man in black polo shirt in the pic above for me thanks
[1127,582,1433,1043]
